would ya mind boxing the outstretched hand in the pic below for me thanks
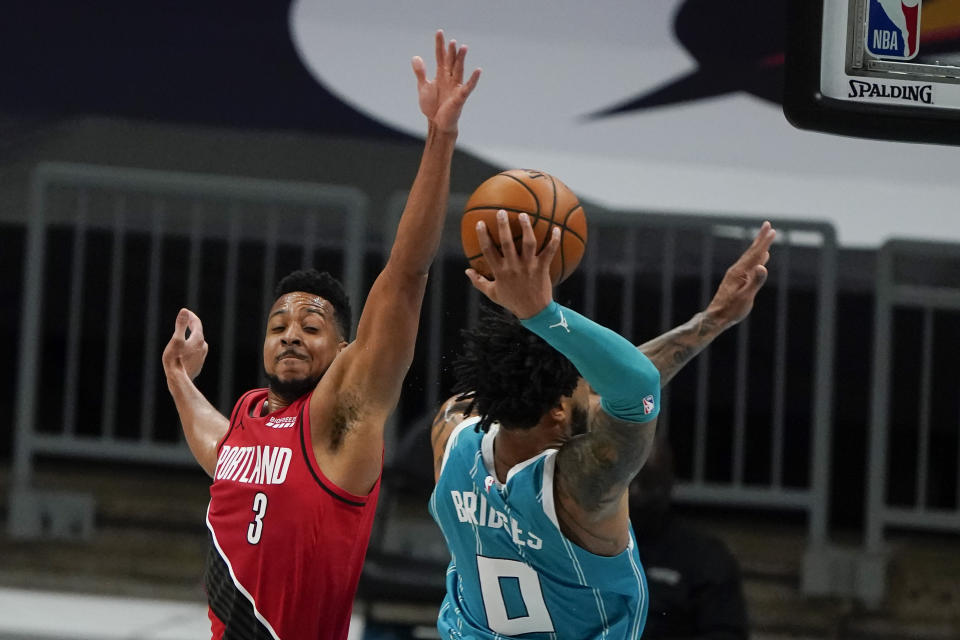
[465,210,560,319]
[706,221,776,328]
[411,30,481,134]
[161,308,209,382]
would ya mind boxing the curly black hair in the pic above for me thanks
[452,304,581,432]
[273,269,353,341]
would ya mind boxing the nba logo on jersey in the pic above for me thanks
[866,0,921,60]
[642,395,655,415]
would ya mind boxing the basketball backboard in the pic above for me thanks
[784,0,960,144]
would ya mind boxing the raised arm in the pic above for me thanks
[554,221,776,553]
[639,221,775,386]
[162,308,228,477]
[465,217,776,556]
[466,212,661,556]
[310,31,480,494]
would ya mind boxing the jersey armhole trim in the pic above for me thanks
[542,449,561,531]
[298,396,370,507]
[439,416,482,476]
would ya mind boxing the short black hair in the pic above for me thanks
[273,269,352,340]
[452,304,580,432]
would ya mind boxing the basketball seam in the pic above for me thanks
[538,174,557,254]
[463,205,586,262]
[501,171,547,232]
[560,205,587,244]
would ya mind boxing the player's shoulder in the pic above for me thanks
[440,414,482,464]
[431,395,480,476]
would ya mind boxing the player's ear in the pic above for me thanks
[549,401,568,426]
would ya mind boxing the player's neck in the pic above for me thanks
[492,426,557,481]
[265,389,295,414]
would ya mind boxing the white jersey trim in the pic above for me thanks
[480,423,499,485]
[440,416,482,476]
[541,449,561,530]
[205,502,283,640]
[505,448,556,484]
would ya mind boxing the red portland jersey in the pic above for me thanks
[205,388,381,640]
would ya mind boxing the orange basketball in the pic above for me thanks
[461,169,587,284]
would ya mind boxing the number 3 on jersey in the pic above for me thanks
[477,556,554,634]
[247,491,268,544]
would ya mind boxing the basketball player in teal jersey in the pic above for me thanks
[430,212,776,638]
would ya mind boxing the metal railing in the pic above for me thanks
[861,239,960,605]
[11,161,960,610]
[385,194,839,552]
[9,162,368,537]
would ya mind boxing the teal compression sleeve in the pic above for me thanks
[519,301,660,423]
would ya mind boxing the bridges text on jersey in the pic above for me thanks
[450,490,543,549]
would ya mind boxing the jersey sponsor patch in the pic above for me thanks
[264,416,296,429]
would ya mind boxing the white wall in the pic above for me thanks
[291,0,957,248]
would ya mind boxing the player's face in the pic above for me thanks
[263,292,346,394]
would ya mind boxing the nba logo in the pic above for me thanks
[866,0,922,60]
[642,395,655,415]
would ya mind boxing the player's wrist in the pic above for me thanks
[513,297,554,321]
[165,364,195,390]
[426,121,459,142]
[700,305,733,334]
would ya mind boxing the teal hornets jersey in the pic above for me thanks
[429,417,648,639]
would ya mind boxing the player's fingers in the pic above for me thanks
[434,30,445,70]
[751,264,769,291]
[446,40,457,74]
[753,222,776,256]
[495,210,517,260]
[173,308,190,341]
[475,220,501,266]
[461,68,481,98]
[742,223,769,260]
[452,43,466,82]
[411,56,427,86]
[518,213,537,258]
[736,221,774,268]
[187,313,205,344]
[539,227,561,266]
[465,268,494,296]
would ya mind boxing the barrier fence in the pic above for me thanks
[9,162,367,537]
[8,162,959,608]
[860,240,960,605]
[383,195,837,555]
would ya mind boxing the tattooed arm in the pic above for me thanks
[641,222,776,384]
[555,222,776,556]
[636,312,722,387]
[430,395,476,482]
[637,221,775,386]
[555,405,657,555]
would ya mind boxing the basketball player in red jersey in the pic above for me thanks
[161,30,480,640]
